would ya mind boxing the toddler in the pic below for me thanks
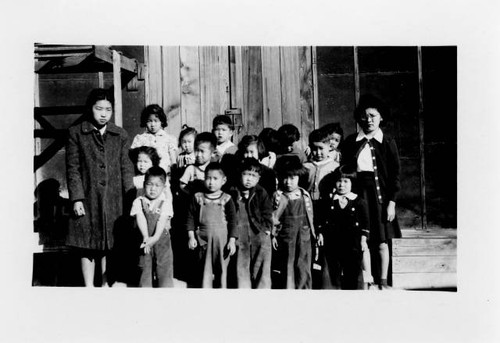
[212,115,237,162]
[130,104,177,174]
[234,158,273,288]
[317,166,369,289]
[179,132,216,195]
[185,162,237,288]
[272,156,316,289]
[321,122,343,164]
[276,124,307,164]
[130,167,174,287]
[176,125,197,169]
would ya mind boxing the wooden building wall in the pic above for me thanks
[143,46,317,149]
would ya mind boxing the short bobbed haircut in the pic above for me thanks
[238,135,267,160]
[332,164,357,184]
[178,125,198,147]
[277,124,300,147]
[258,128,280,154]
[130,146,161,167]
[140,104,168,128]
[354,94,389,125]
[85,88,114,120]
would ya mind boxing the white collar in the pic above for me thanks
[333,192,357,201]
[356,129,383,143]
[311,157,333,166]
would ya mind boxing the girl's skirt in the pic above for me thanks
[356,172,401,243]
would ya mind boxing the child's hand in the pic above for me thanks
[188,236,198,250]
[317,233,324,247]
[387,201,396,222]
[73,201,85,217]
[304,146,311,157]
[361,236,368,252]
[272,237,278,250]
[226,238,236,256]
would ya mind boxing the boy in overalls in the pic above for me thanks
[186,162,237,288]
[130,166,174,287]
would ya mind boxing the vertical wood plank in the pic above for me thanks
[199,46,230,132]
[179,46,201,131]
[417,46,427,231]
[280,46,301,144]
[299,46,314,149]
[229,46,245,144]
[242,46,263,136]
[162,46,181,139]
[145,46,163,106]
[112,50,123,127]
[261,46,282,129]
[353,46,360,107]
[312,46,319,130]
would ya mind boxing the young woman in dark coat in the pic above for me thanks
[66,88,134,287]
[340,94,401,290]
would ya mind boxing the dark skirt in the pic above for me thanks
[356,172,401,243]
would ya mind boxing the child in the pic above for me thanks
[233,158,273,288]
[341,94,402,290]
[66,88,134,287]
[130,146,161,191]
[272,156,316,289]
[176,125,197,170]
[130,104,177,174]
[212,114,237,162]
[257,128,279,169]
[276,124,307,164]
[317,166,369,289]
[130,167,174,287]
[179,132,216,195]
[321,122,343,164]
[303,128,340,202]
[185,162,237,288]
[236,135,277,196]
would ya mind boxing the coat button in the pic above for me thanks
[99,147,104,152]
[355,222,359,226]
[100,164,106,169]
[100,181,106,186]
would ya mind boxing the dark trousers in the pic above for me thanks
[322,244,363,290]
[236,230,272,288]
[138,231,174,287]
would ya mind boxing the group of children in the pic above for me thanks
[65,88,401,290]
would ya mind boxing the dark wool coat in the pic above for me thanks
[66,120,134,250]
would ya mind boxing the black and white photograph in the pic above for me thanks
[1,0,500,342]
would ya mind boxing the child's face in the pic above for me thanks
[335,177,352,195]
[240,170,260,190]
[146,114,162,135]
[282,175,300,193]
[243,143,259,160]
[213,124,233,144]
[329,133,342,151]
[310,141,330,162]
[92,99,113,127]
[195,142,213,165]
[204,169,226,193]
[359,108,382,134]
[137,153,153,175]
[144,176,165,200]
[180,134,195,154]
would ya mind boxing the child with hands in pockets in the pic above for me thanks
[185,162,237,288]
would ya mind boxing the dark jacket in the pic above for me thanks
[318,193,370,250]
[341,133,401,203]
[235,184,273,234]
[66,120,135,250]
